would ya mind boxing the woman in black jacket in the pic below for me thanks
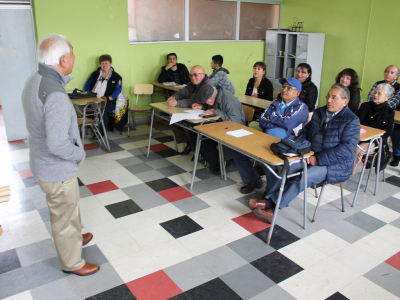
[352,83,394,175]
[295,63,318,112]
[245,61,273,120]
[335,68,361,114]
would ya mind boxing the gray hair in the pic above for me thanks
[37,34,71,67]
[212,86,218,98]
[385,65,400,77]
[376,83,395,99]
[331,83,350,100]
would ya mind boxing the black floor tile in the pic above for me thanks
[184,278,242,300]
[85,284,137,300]
[22,177,39,188]
[105,200,143,219]
[78,177,85,186]
[385,175,400,188]
[0,249,21,274]
[156,148,180,158]
[254,225,300,250]
[251,251,303,284]
[158,165,187,177]
[146,178,179,192]
[379,196,400,213]
[155,136,175,143]
[325,291,349,300]
[168,293,190,300]
[160,215,203,239]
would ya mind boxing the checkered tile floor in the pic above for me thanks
[1,115,400,300]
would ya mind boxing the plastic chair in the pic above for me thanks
[242,104,255,127]
[128,84,154,137]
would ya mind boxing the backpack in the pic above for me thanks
[68,89,97,99]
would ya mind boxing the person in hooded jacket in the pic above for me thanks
[208,55,235,94]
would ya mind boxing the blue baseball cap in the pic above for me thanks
[279,77,302,92]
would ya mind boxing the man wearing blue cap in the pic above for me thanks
[233,77,309,194]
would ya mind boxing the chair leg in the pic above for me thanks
[365,153,377,192]
[314,185,318,198]
[312,181,327,223]
[128,111,131,137]
[340,183,345,212]
[382,169,385,182]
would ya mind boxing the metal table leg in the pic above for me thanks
[190,133,203,190]
[147,108,155,158]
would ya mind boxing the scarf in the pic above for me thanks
[92,68,113,97]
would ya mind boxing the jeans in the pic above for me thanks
[392,127,400,157]
[100,103,116,133]
[264,162,328,209]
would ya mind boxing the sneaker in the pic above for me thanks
[240,177,264,194]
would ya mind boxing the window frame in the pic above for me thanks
[129,0,281,44]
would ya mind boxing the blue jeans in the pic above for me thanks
[392,127,400,157]
[264,162,328,209]
[231,150,259,184]
[100,103,115,134]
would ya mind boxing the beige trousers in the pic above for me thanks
[36,176,85,271]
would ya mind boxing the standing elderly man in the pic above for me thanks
[249,84,360,222]
[21,34,99,276]
[166,65,211,155]
[368,65,400,109]
[233,77,308,194]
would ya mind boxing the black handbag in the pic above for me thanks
[68,88,97,99]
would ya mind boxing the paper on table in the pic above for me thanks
[226,129,254,137]
[163,82,176,86]
[360,128,367,134]
[184,110,205,114]
[175,84,186,88]
[170,113,202,125]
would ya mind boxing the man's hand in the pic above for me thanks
[305,155,317,165]
[192,103,202,110]
[108,96,113,100]
[204,108,216,115]
[166,97,177,107]
[165,63,177,71]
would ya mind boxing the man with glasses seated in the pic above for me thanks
[249,83,360,223]
[166,65,212,155]
[232,77,309,194]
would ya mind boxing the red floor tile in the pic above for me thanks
[86,180,119,195]
[385,251,400,271]
[18,169,33,179]
[158,186,194,202]
[232,211,271,234]
[84,143,98,151]
[8,140,25,145]
[146,144,171,152]
[126,270,182,300]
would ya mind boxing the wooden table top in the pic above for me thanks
[235,94,272,109]
[194,121,313,165]
[360,125,385,141]
[395,111,400,124]
[153,82,184,92]
[150,102,220,123]
[70,97,105,105]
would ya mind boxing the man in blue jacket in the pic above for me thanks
[233,77,309,193]
[249,83,360,223]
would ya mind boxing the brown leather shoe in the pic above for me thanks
[63,262,100,276]
[248,199,266,210]
[253,208,274,224]
[82,233,93,246]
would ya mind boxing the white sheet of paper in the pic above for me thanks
[184,110,204,114]
[175,84,186,88]
[169,113,202,125]
[226,129,254,138]
[163,82,176,86]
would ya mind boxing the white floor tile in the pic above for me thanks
[78,173,110,185]
[362,203,400,223]
[0,230,16,252]
[370,224,400,248]
[81,206,115,227]
[302,229,351,256]
[6,210,43,231]
[96,233,142,262]
[84,219,127,244]
[103,167,135,180]
[168,173,201,186]
[103,150,134,160]
[146,203,185,224]
[117,211,158,234]
[79,195,104,212]
[165,155,204,172]
[130,224,175,249]
[307,184,351,207]
[206,219,251,244]
[110,174,143,189]
[178,229,224,256]
[188,207,231,229]
[340,276,398,300]
[11,222,51,248]
[353,233,400,261]
[2,291,33,300]
[95,189,130,206]
[146,239,194,269]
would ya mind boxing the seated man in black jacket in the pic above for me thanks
[158,53,190,85]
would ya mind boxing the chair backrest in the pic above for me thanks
[273,90,280,100]
[134,84,154,95]
[242,104,255,123]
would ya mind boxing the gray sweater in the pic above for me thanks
[22,64,85,183]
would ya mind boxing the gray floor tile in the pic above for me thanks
[249,285,296,300]
[79,186,93,198]
[146,158,174,169]
[134,170,166,183]
[124,163,153,174]
[164,256,217,292]
[172,196,210,214]
[38,206,50,222]
[159,165,187,177]
[112,135,146,144]
[364,263,400,297]
[0,198,36,218]
[9,143,29,151]
[0,268,30,299]
[390,217,400,229]
[22,256,70,290]
[16,238,57,267]
[31,194,48,209]
[220,264,275,299]
[324,218,370,243]
[72,262,124,299]
[227,235,275,263]
[30,276,84,300]
[187,177,237,195]
[82,245,108,265]
[152,131,168,139]
[196,245,248,277]
[122,184,169,210]
[13,161,30,171]
[115,156,143,167]
[190,167,221,180]
[127,147,148,156]
[0,249,21,274]
[134,152,163,162]
[44,221,53,237]
[17,185,45,200]
[344,211,387,233]
[379,196,400,213]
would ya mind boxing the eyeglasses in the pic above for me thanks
[281,86,298,92]
[325,95,343,101]
[189,73,204,78]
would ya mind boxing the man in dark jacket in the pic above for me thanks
[249,83,360,223]
[367,65,400,109]
[158,53,190,84]
[208,55,235,94]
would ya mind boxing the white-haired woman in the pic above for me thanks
[352,83,394,175]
